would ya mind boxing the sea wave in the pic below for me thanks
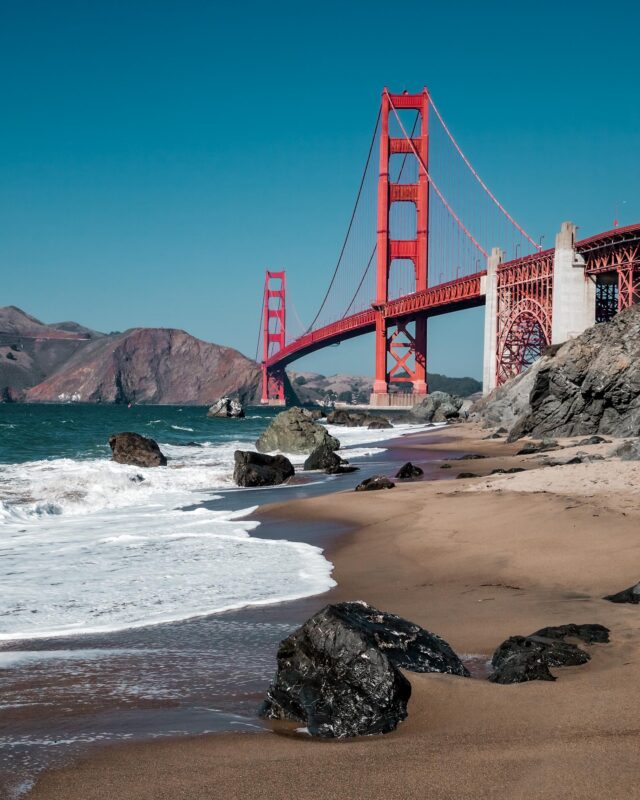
[0,414,433,640]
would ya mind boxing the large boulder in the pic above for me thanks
[256,407,340,454]
[410,391,463,423]
[505,305,640,440]
[109,432,167,467]
[489,624,609,684]
[355,475,395,491]
[470,360,544,431]
[604,582,640,604]
[304,443,343,471]
[233,450,294,487]
[260,601,468,738]
[207,397,244,418]
[395,462,423,479]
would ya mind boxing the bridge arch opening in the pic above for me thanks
[497,301,551,385]
[389,201,417,241]
[389,152,419,185]
[387,258,416,300]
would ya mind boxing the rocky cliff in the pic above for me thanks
[0,307,261,404]
[476,305,640,440]
[25,327,262,405]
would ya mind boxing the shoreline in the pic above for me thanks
[0,420,444,798]
[27,422,640,798]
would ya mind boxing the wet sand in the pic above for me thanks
[27,424,640,799]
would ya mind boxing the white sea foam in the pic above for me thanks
[0,417,433,641]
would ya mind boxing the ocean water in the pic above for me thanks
[0,404,442,797]
[0,404,425,642]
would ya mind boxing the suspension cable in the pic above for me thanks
[340,110,421,318]
[254,273,266,362]
[385,90,488,258]
[305,107,382,333]
[428,95,540,251]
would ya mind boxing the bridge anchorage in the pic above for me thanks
[259,88,639,406]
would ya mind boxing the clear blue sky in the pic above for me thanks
[1,1,638,380]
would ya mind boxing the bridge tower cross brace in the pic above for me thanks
[260,270,287,405]
[371,88,429,405]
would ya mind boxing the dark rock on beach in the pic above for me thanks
[604,582,640,604]
[517,439,560,455]
[489,623,609,684]
[490,467,525,475]
[256,407,340,455]
[395,462,423,480]
[455,453,487,460]
[326,464,359,475]
[303,443,343,471]
[532,624,610,644]
[577,435,610,446]
[109,432,167,468]
[260,601,468,738]
[355,475,395,491]
[367,417,393,430]
[233,450,294,487]
[456,472,478,479]
[326,409,392,429]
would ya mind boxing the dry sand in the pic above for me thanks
[28,424,640,799]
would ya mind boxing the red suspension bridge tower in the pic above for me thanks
[260,270,286,405]
[372,88,430,405]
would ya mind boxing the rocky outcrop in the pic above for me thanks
[260,601,468,738]
[303,443,343,471]
[502,305,640,440]
[207,397,245,418]
[256,407,340,454]
[489,624,609,684]
[108,432,167,467]
[470,360,544,431]
[395,462,423,479]
[355,475,395,491]
[233,450,294,487]
[326,409,392,429]
[604,582,640,604]
[410,391,463,423]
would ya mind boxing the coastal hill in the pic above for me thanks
[0,307,261,404]
[0,306,480,404]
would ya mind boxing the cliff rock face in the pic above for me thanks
[475,305,640,440]
[0,306,103,399]
[25,328,261,405]
[509,305,640,440]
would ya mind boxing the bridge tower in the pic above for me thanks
[260,270,287,405]
[370,88,430,407]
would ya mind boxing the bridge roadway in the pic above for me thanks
[265,223,640,372]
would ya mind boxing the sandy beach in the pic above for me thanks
[27,424,640,799]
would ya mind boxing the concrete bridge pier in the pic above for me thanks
[551,221,595,344]
[481,221,597,397]
[481,247,502,396]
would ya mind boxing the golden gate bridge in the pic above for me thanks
[258,88,640,405]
